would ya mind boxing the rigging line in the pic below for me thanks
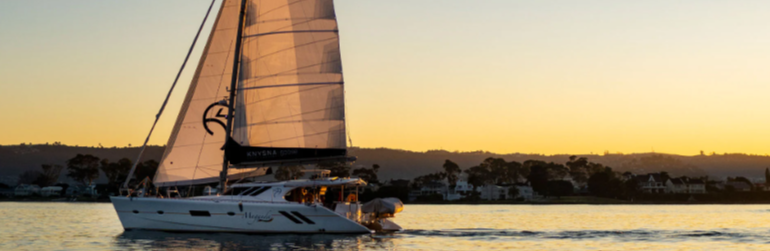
[122,0,217,189]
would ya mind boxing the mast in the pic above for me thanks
[220,0,248,194]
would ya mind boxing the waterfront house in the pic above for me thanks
[687,179,706,194]
[40,186,63,197]
[66,185,99,197]
[665,177,706,194]
[408,181,447,201]
[479,183,535,201]
[14,184,40,196]
[515,185,535,201]
[666,178,687,193]
[420,181,446,196]
[445,181,474,201]
[479,184,509,200]
[636,173,666,193]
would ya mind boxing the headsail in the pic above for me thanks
[154,0,267,187]
[228,0,348,166]
[155,0,349,186]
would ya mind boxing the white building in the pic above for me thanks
[479,185,509,200]
[40,186,63,197]
[514,185,535,201]
[479,184,536,201]
[66,185,98,197]
[14,184,40,196]
[420,182,446,196]
[445,181,474,201]
[666,178,688,193]
[665,177,706,194]
[636,173,666,193]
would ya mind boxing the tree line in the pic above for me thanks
[15,154,158,195]
[268,156,645,200]
[406,156,645,200]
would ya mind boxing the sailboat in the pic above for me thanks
[110,0,403,234]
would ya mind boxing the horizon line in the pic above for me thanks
[2,143,769,158]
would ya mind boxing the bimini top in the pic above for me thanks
[230,177,366,188]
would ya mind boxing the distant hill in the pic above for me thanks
[0,144,164,185]
[350,148,770,181]
[1,144,769,185]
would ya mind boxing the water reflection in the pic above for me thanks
[4,203,770,250]
[115,230,397,251]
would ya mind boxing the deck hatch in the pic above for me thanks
[291,211,315,224]
[279,211,303,224]
[189,210,211,217]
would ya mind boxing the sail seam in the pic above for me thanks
[246,118,344,126]
[239,82,342,91]
[253,129,345,146]
[243,30,337,38]
[242,85,328,106]
[244,106,343,124]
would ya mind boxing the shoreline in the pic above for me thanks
[0,197,111,203]
[5,196,770,205]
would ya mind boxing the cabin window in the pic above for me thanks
[285,187,326,203]
[248,187,271,197]
[157,211,164,215]
[227,212,235,216]
[132,210,139,214]
[189,210,211,217]
[232,187,255,196]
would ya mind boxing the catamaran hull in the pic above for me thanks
[110,196,372,234]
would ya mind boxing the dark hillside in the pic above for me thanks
[1,144,768,184]
[0,144,164,184]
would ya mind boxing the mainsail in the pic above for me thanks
[228,0,347,165]
[154,0,348,186]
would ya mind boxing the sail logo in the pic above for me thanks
[203,101,228,135]
[246,149,299,158]
[247,150,278,157]
[244,211,273,224]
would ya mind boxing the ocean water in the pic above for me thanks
[2,202,770,250]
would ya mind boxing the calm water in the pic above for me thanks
[2,203,770,250]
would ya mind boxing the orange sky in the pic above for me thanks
[1,0,769,156]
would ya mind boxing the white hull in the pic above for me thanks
[111,196,372,234]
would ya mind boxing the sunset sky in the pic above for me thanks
[1,0,769,155]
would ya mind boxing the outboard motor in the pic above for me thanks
[360,197,404,232]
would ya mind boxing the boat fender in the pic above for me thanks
[238,202,243,212]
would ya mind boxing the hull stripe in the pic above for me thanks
[278,211,303,224]
[291,211,316,224]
